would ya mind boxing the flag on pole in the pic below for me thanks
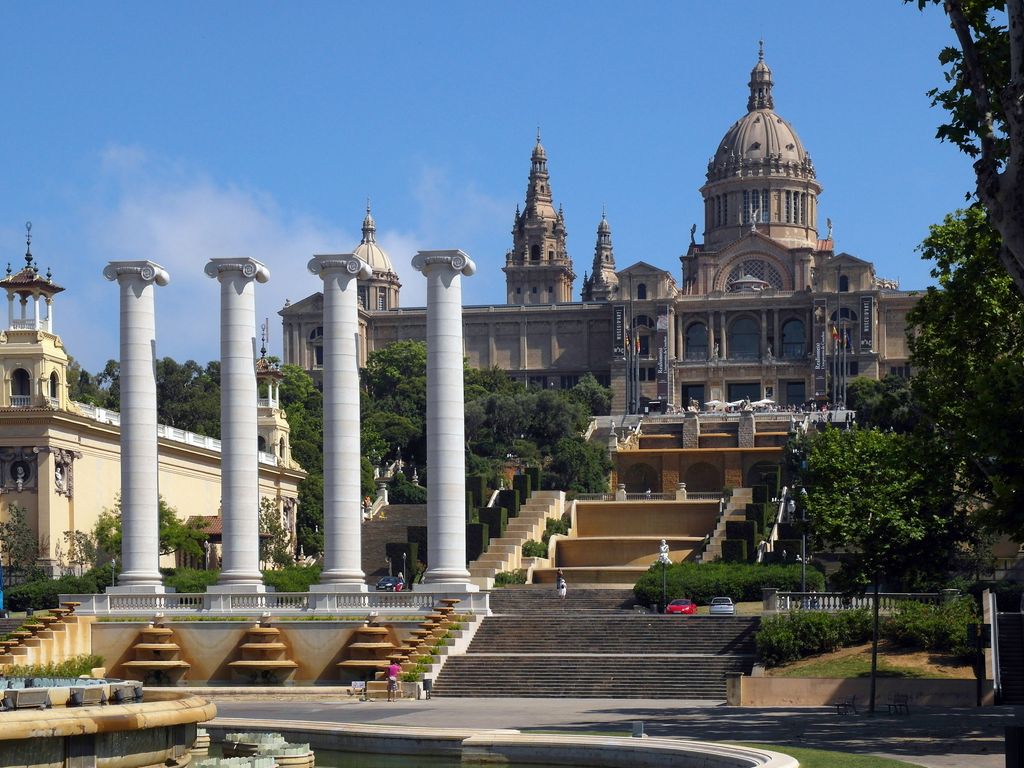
[830,325,840,342]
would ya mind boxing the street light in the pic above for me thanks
[655,539,672,613]
[799,488,808,594]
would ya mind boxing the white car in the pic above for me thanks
[709,597,735,615]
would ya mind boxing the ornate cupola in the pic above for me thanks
[353,202,402,311]
[503,131,576,304]
[254,324,294,469]
[698,42,823,251]
[582,210,619,301]
[0,223,70,410]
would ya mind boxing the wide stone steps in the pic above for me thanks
[998,613,1024,704]
[362,504,427,581]
[488,587,638,613]
[432,655,749,698]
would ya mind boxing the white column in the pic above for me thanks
[6,294,12,328]
[412,250,479,591]
[102,260,170,593]
[45,297,53,333]
[308,253,371,591]
[205,257,270,592]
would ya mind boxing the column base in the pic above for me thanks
[415,581,480,594]
[106,584,167,594]
[206,582,267,594]
[309,581,368,593]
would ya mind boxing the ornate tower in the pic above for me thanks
[0,224,69,411]
[581,211,619,301]
[354,203,401,311]
[503,133,575,304]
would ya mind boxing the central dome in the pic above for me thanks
[353,204,396,275]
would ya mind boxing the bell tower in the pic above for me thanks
[503,132,575,304]
[0,223,70,411]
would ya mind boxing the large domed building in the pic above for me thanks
[281,47,916,413]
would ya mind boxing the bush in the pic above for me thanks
[6,566,114,612]
[263,564,321,593]
[522,540,547,558]
[633,561,823,607]
[721,539,747,563]
[884,597,977,658]
[757,609,872,666]
[6,654,105,678]
[163,568,219,593]
[541,517,569,545]
[494,569,527,586]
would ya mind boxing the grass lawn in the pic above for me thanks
[736,743,925,768]
[767,641,973,679]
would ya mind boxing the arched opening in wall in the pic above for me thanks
[309,326,324,369]
[728,317,760,359]
[279,437,286,458]
[530,244,540,262]
[684,462,720,493]
[781,318,806,358]
[258,436,267,452]
[746,461,780,490]
[621,462,658,493]
[11,368,30,406]
[49,371,59,399]
[637,283,647,300]
[839,274,850,293]
[685,322,708,360]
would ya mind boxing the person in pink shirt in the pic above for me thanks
[387,661,401,701]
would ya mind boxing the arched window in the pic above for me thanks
[11,368,30,406]
[258,436,267,452]
[636,283,647,300]
[279,437,286,458]
[308,327,323,341]
[829,308,858,351]
[49,371,59,399]
[728,317,760,359]
[839,274,850,292]
[685,322,708,360]
[780,319,806,358]
[530,244,540,262]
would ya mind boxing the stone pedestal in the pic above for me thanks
[412,250,478,590]
[308,253,372,592]
[102,261,170,593]
[204,258,270,592]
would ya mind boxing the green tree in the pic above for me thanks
[567,373,612,417]
[907,207,1024,536]
[913,0,1024,294]
[278,364,325,555]
[93,495,208,561]
[154,358,221,437]
[545,436,611,494]
[258,496,294,568]
[845,375,917,433]
[0,503,41,585]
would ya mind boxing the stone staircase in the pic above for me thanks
[998,612,1024,704]
[468,492,565,586]
[361,504,427,581]
[433,591,758,698]
[698,488,754,562]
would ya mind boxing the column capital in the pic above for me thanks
[103,260,170,286]
[204,257,270,283]
[412,249,476,277]
[307,253,372,280]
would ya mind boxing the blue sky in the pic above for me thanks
[0,2,972,372]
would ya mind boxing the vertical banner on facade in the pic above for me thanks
[613,305,625,359]
[813,298,827,399]
[656,305,669,401]
[860,295,873,352]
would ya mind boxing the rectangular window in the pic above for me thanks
[723,194,729,225]
[743,191,750,224]
[784,380,806,407]
[761,190,770,222]
[680,384,705,407]
[559,375,580,389]
[727,382,761,401]
[785,191,791,223]
[639,336,650,356]
[377,292,386,311]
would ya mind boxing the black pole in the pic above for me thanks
[870,570,880,715]
[661,560,667,613]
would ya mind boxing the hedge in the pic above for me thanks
[633,561,822,607]
[6,566,114,612]
[757,609,873,666]
[466,522,489,563]
[721,539,747,563]
[883,596,977,659]
[478,507,508,539]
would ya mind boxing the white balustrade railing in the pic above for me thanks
[766,590,950,613]
[9,395,30,407]
[60,589,490,616]
[10,318,41,331]
[257,397,272,409]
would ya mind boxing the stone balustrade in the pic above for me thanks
[763,588,958,613]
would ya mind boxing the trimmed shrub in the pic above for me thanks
[513,474,531,505]
[633,561,823,607]
[721,539,747,563]
[745,503,769,533]
[752,485,769,504]
[478,508,508,539]
[757,609,872,666]
[522,539,547,558]
[541,516,569,545]
[526,466,542,492]
[262,565,320,593]
[725,520,756,562]
[496,489,521,517]
[494,569,527,586]
[467,475,488,508]
[164,568,219,593]
[406,526,428,563]
[386,542,420,578]
[6,566,114,612]
[884,596,977,659]
[466,522,489,563]
[774,540,802,563]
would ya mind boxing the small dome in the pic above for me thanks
[354,203,396,274]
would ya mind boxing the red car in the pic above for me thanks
[665,598,697,615]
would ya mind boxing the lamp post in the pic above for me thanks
[799,488,808,594]
[656,539,672,613]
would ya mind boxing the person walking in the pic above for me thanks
[557,575,567,600]
[387,661,401,701]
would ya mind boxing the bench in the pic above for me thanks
[833,695,857,715]
[888,693,910,715]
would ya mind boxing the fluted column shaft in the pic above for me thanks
[412,250,476,586]
[205,258,270,590]
[309,254,371,590]
[103,260,170,592]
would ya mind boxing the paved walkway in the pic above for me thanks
[211,697,1024,768]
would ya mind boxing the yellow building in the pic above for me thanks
[0,240,304,574]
